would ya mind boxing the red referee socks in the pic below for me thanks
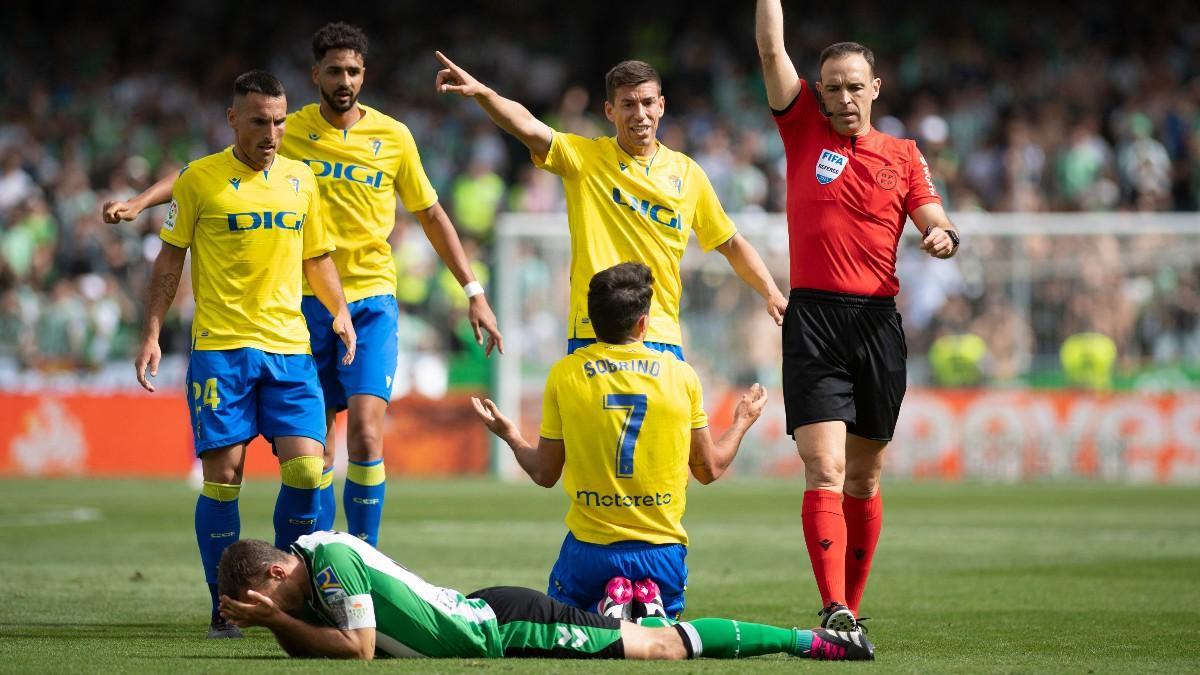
[843,491,883,616]
[801,489,847,609]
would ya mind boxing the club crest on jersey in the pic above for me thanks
[369,137,383,157]
[286,175,301,194]
[308,132,320,141]
[316,566,344,598]
[668,175,682,194]
[815,149,848,185]
[163,200,179,231]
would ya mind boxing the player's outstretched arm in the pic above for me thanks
[303,253,357,365]
[135,242,187,392]
[755,0,803,111]
[102,171,177,224]
[912,203,960,259]
[716,234,788,326]
[688,384,768,484]
[220,591,376,659]
[413,202,504,356]
[435,50,553,158]
[471,397,565,487]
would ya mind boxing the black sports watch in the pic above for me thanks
[945,229,960,255]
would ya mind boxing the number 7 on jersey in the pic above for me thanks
[603,394,647,478]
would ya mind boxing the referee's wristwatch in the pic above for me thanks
[945,228,960,255]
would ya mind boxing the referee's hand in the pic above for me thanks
[921,226,957,259]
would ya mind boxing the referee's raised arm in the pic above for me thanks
[756,0,803,111]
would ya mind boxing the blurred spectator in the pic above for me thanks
[0,0,1196,389]
[450,158,506,243]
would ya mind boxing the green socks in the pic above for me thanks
[676,618,810,658]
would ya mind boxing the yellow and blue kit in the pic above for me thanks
[539,341,709,617]
[286,103,437,409]
[162,147,332,452]
[534,132,737,348]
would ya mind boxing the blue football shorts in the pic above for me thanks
[548,532,688,619]
[566,338,685,361]
[302,293,399,411]
[185,347,326,454]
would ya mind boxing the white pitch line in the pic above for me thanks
[0,506,103,527]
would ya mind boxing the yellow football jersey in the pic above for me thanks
[161,147,332,354]
[283,103,438,303]
[539,341,708,545]
[534,133,737,345]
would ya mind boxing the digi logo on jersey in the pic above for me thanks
[303,159,384,189]
[611,188,683,231]
[226,211,306,232]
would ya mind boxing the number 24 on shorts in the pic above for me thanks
[192,378,221,410]
[604,393,646,478]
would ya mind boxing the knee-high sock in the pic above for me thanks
[195,481,241,618]
[274,455,322,549]
[344,458,386,547]
[802,489,847,608]
[843,491,882,615]
[674,618,812,658]
[316,467,336,531]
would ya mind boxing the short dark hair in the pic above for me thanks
[605,60,661,102]
[312,22,369,62]
[234,70,285,98]
[217,539,289,600]
[588,262,654,343]
[819,42,876,75]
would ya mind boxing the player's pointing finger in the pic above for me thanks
[434,51,457,70]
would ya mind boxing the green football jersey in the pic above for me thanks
[292,531,502,658]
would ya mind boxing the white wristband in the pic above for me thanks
[463,281,485,298]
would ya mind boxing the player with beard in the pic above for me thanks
[104,23,503,554]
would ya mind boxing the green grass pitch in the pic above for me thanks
[1,478,1198,673]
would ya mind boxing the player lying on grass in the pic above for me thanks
[472,262,768,620]
[217,531,874,660]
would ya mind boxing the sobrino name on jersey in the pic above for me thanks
[576,490,672,507]
[582,358,661,378]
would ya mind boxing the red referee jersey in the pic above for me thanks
[774,80,941,297]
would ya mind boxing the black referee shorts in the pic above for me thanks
[782,288,907,442]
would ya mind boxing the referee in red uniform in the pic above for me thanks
[755,0,960,633]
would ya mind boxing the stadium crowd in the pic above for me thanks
[0,2,1197,386]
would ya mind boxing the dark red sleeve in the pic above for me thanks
[904,140,942,214]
